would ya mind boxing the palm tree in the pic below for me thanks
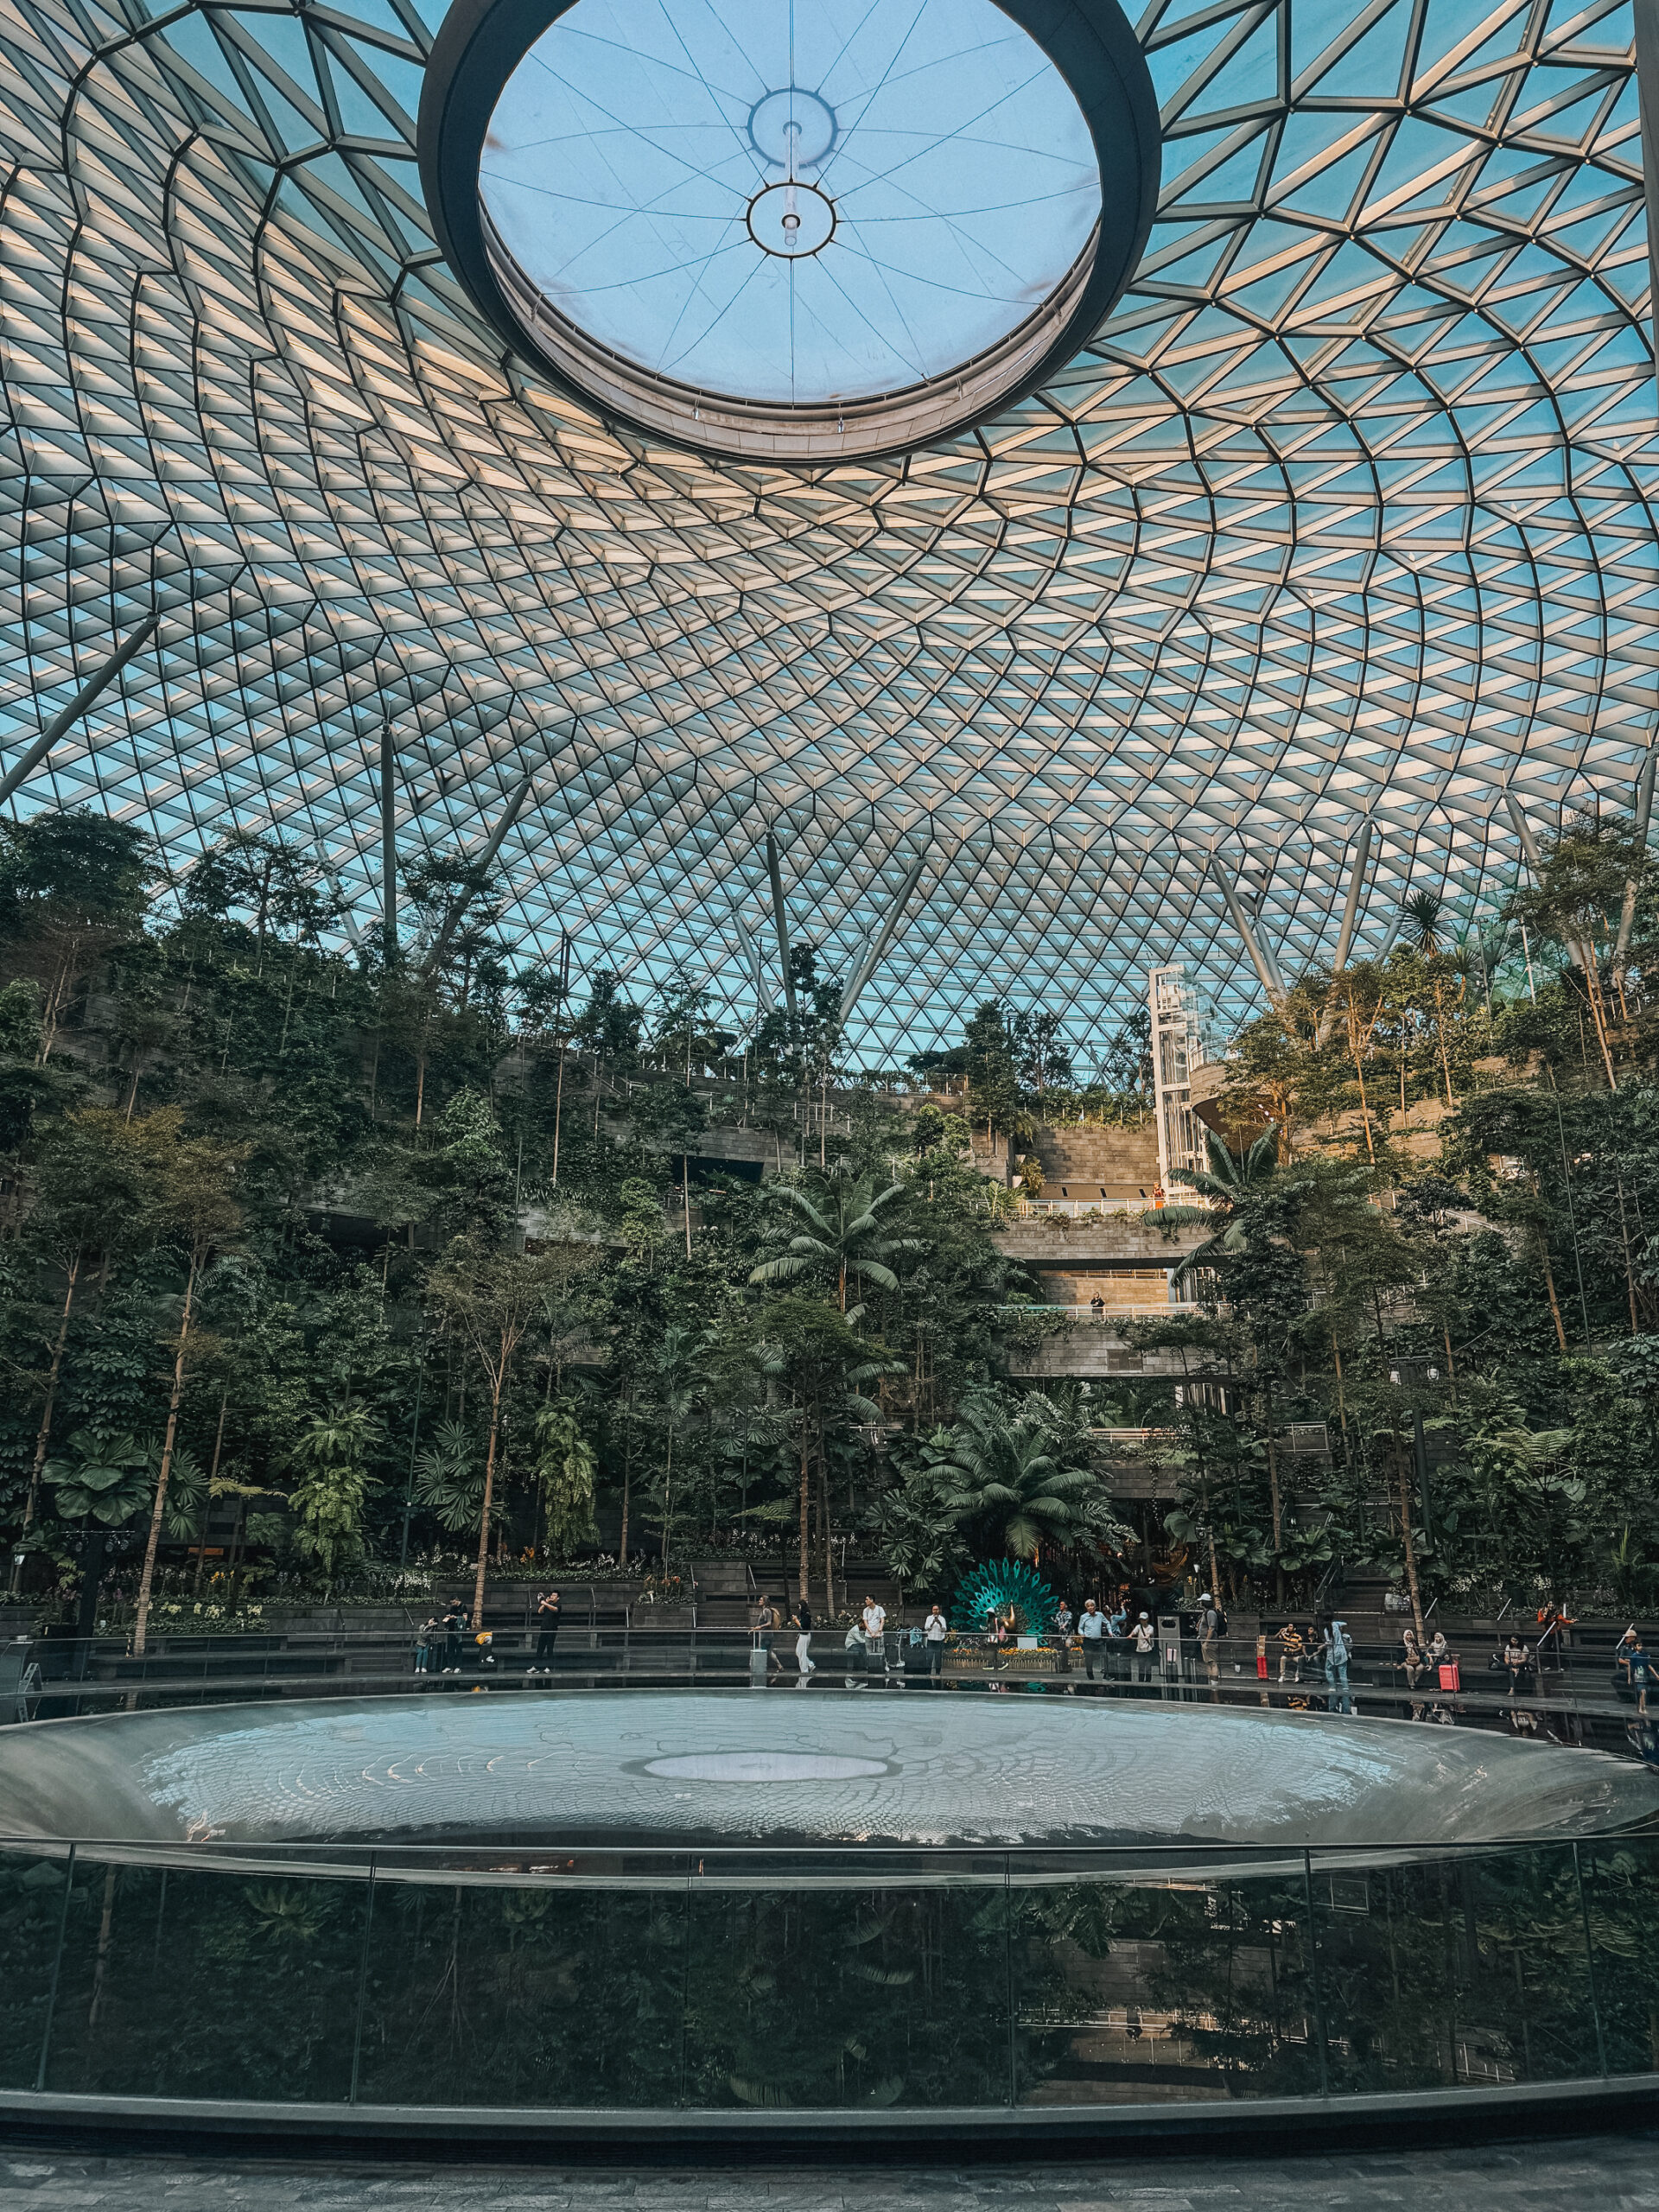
[1402,888,1444,952]
[748,1166,921,1315]
[931,1395,1098,1562]
[1166,1124,1280,1287]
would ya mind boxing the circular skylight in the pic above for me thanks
[422,0,1160,462]
[479,0,1102,409]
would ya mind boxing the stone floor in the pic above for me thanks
[0,2134,1656,2212]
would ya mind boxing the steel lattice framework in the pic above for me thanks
[0,0,1655,1059]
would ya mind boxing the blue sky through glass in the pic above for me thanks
[480,0,1101,404]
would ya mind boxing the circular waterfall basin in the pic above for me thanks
[0,1691,1652,1853]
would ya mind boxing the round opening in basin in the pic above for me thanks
[642,1751,888,1783]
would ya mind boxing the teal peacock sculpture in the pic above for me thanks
[950,1558,1060,1635]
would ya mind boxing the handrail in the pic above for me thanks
[0,1831,1649,1859]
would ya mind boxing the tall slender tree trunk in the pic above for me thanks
[1578,953,1618,1089]
[133,1249,200,1656]
[1615,1179,1641,1333]
[1266,1427,1284,1605]
[1537,1237,1568,1352]
[471,1368,505,1626]
[1391,1428,1425,1640]
[194,1386,229,1594]
[551,1041,567,1184]
[22,1250,80,1539]
[659,1426,676,1578]
[798,1433,811,1607]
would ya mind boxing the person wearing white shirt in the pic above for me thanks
[923,1602,948,1686]
[861,1596,887,1679]
[1132,1611,1156,1684]
[1077,1598,1106,1681]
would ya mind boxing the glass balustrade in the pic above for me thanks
[1,1835,1653,2111]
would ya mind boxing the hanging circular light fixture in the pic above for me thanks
[419,0,1160,465]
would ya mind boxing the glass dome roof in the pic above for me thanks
[0,0,1651,1059]
[479,0,1103,409]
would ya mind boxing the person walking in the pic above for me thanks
[1078,1598,1105,1681]
[1321,1618,1353,1713]
[793,1593,816,1681]
[1196,1592,1222,1684]
[1052,1597,1073,1675]
[756,1594,788,1677]
[1276,1621,1306,1685]
[923,1601,948,1685]
[531,1588,561,1673]
[1132,1611,1156,1685]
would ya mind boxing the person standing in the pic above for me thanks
[1321,1618,1352,1713]
[923,1601,948,1685]
[1078,1598,1105,1681]
[1052,1596,1073,1675]
[414,1617,436,1676]
[442,1605,464,1674]
[531,1589,561,1673]
[1132,1611,1156,1684]
[1628,1631,1651,1716]
[861,1594,887,1679]
[793,1593,816,1681]
[1196,1592,1222,1684]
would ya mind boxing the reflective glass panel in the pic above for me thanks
[1579,1835,1659,2080]
[44,1859,366,2101]
[480,0,1101,404]
[1013,1856,1321,2103]
[357,1873,690,2107]
[1312,1848,1599,2093]
[683,1872,1009,2107]
[0,1847,73,2091]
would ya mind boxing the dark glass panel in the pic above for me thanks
[1013,1857,1320,2104]
[1313,1847,1597,2093]
[683,1874,1009,2109]
[356,1874,690,2108]
[1579,1834,1659,2079]
[0,1846,74,2090]
[45,1858,365,2101]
